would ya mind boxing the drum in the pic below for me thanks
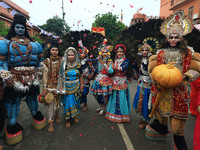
[44,93,54,104]
[38,92,54,104]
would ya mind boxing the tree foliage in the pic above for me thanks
[92,12,126,41]
[39,16,70,36]
[0,21,9,37]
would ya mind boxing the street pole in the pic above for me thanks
[62,0,65,20]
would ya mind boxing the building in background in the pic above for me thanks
[130,11,147,26]
[160,0,200,24]
[0,0,40,36]
[129,11,164,27]
[160,0,173,18]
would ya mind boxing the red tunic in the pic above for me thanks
[151,49,192,119]
[190,77,200,116]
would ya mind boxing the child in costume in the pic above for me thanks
[40,40,62,132]
[105,44,130,123]
[145,11,200,150]
[0,14,46,145]
[57,47,83,128]
[90,43,114,116]
[78,45,95,111]
[133,38,159,129]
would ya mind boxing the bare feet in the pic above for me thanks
[48,122,55,133]
[138,122,148,129]
[83,104,88,111]
[65,121,71,128]
[75,118,79,123]
[0,145,2,150]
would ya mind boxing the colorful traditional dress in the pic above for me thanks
[133,57,152,121]
[80,58,95,105]
[106,58,130,123]
[40,56,62,123]
[91,58,113,108]
[61,63,82,120]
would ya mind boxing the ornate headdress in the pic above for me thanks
[99,45,113,56]
[138,37,159,52]
[137,37,159,56]
[160,10,194,39]
[78,40,89,54]
[97,38,113,56]
[79,46,89,54]
[114,44,126,53]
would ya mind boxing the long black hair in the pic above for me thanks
[45,40,62,58]
[6,14,32,41]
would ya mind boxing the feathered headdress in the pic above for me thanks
[138,37,159,52]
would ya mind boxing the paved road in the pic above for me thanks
[0,80,196,150]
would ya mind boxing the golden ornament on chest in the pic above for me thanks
[149,63,183,118]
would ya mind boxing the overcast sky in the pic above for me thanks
[11,0,161,31]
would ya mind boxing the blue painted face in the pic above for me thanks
[14,24,25,35]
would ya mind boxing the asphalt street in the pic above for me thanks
[0,80,196,150]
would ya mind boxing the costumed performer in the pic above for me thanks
[78,43,96,111]
[133,38,159,129]
[0,14,46,145]
[39,40,62,132]
[90,42,114,116]
[57,47,83,128]
[105,44,130,123]
[145,11,200,150]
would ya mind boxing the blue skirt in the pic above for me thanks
[133,86,151,121]
[90,80,112,96]
[62,94,80,120]
[106,88,130,123]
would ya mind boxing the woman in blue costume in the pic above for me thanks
[91,43,114,116]
[133,38,159,129]
[106,44,130,123]
[57,47,83,128]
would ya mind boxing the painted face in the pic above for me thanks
[80,52,86,59]
[168,33,180,47]
[141,48,150,57]
[117,48,124,58]
[102,51,108,58]
[67,51,75,62]
[50,47,59,57]
[14,24,25,35]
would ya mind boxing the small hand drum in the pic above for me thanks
[44,93,54,104]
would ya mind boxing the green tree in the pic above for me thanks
[0,21,9,37]
[39,16,70,36]
[92,12,126,40]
